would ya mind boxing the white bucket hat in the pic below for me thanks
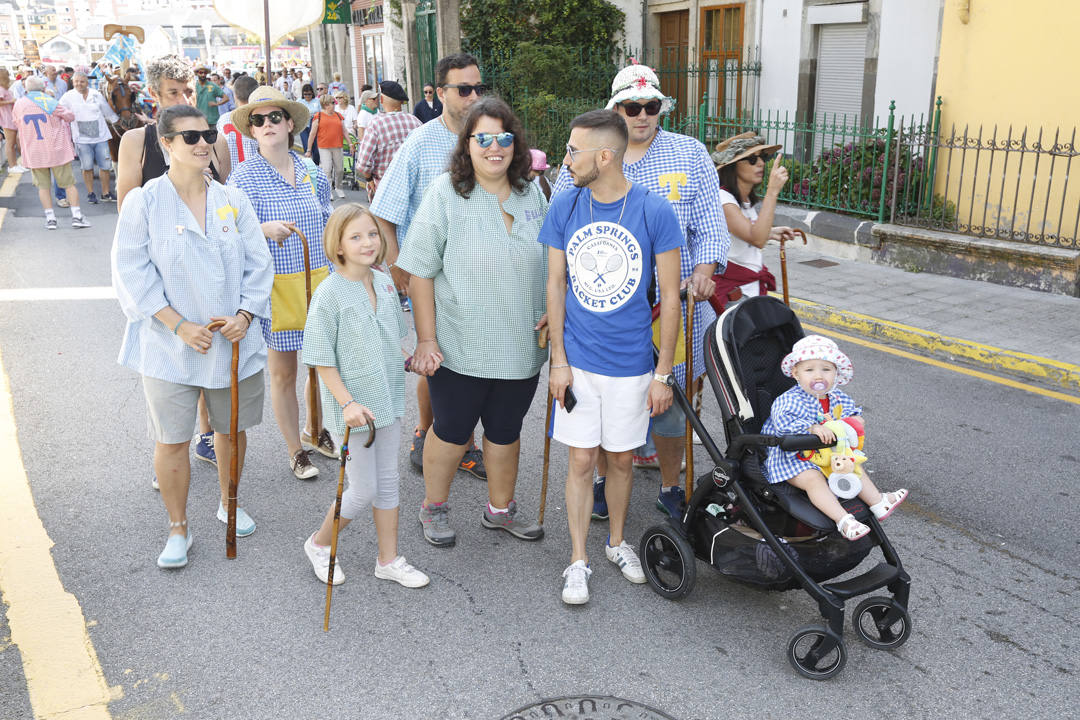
[781,335,854,386]
[605,60,674,114]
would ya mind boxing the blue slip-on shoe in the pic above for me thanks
[217,502,256,537]
[157,531,193,568]
[656,486,687,518]
[592,476,609,520]
[194,432,217,466]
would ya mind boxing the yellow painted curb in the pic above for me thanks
[0,346,118,719]
[778,293,1080,393]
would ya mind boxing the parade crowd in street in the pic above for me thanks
[3,48,905,604]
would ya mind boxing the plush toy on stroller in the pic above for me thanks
[639,295,912,680]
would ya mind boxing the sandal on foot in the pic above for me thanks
[869,489,908,521]
[837,513,870,541]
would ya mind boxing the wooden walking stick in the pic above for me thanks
[206,319,240,558]
[780,229,808,306]
[279,224,321,450]
[538,326,551,526]
[324,418,376,631]
[684,288,695,498]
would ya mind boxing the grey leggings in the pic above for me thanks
[332,419,401,518]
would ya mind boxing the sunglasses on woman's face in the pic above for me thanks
[249,110,288,127]
[620,100,662,117]
[742,152,776,165]
[163,129,218,145]
[472,131,514,148]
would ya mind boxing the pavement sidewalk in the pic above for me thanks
[760,242,1080,394]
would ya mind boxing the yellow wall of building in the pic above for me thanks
[933,0,1079,246]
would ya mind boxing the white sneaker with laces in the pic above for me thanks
[605,540,646,583]
[561,560,592,604]
[374,556,429,588]
[9,164,26,173]
[304,533,344,585]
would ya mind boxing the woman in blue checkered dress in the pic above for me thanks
[227,86,336,480]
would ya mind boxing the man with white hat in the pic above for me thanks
[552,60,731,522]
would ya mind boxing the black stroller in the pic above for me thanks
[639,295,911,680]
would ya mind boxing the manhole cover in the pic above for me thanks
[799,258,839,268]
[500,695,678,720]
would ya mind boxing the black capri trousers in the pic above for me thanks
[427,366,541,446]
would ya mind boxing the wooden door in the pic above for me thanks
[659,10,689,116]
[699,3,744,117]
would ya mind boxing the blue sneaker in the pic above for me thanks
[87,192,99,204]
[656,486,687,518]
[194,432,217,466]
[217,502,256,537]
[592,476,608,520]
[157,529,193,568]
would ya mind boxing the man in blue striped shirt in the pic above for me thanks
[369,52,490,493]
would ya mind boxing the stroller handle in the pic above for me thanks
[727,433,828,456]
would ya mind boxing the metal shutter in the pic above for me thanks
[815,23,867,124]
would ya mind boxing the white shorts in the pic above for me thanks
[551,367,652,452]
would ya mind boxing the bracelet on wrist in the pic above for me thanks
[173,318,186,335]
[550,363,569,370]
[341,399,356,410]
[417,338,437,344]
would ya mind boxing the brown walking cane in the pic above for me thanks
[780,229,808,306]
[684,288,695,498]
[206,319,240,558]
[538,326,551,526]
[278,224,322,449]
[324,418,376,631]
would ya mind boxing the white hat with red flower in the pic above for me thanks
[781,335,854,386]
[605,59,674,114]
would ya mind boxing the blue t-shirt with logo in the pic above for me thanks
[538,182,685,377]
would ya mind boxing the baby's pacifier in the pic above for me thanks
[810,380,829,393]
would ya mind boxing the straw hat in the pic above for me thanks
[711,131,782,168]
[605,60,674,114]
[781,335,853,386]
[230,85,310,138]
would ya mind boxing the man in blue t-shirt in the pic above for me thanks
[539,109,684,606]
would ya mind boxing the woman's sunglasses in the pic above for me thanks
[472,131,514,148]
[163,129,218,145]
[249,110,289,127]
[741,152,776,165]
[620,100,662,117]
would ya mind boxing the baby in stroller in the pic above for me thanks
[763,335,908,541]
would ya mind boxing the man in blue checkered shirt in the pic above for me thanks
[553,61,732,521]
[369,52,490,488]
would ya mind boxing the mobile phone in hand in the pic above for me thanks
[563,387,577,413]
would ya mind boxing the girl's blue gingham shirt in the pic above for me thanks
[111,176,274,388]
[553,128,731,385]
[762,384,862,484]
[228,150,332,352]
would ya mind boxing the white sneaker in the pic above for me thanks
[561,560,592,604]
[304,533,344,585]
[335,188,345,199]
[605,540,646,583]
[291,449,319,480]
[374,556,429,588]
[9,164,26,173]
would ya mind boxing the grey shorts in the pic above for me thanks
[142,371,265,444]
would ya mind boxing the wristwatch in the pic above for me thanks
[653,372,672,385]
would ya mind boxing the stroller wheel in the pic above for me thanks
[639,523,696,600]
[787,625,846,680]
[852,596,911,650]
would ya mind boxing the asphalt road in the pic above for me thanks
[0,178,1076,719]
